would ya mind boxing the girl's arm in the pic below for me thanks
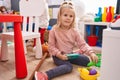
[75,30,98,62]
[48,28,61,56]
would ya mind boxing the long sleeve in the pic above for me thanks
[75,30,95,55]
[48,27,61,56]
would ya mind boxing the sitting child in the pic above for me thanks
[33,1,98,80]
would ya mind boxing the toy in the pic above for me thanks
[42,42,50,57]
[0,6,8,14]
[102,7,107,22]
[106,6,112,22]
[87,35,98,46]
[44,25,52,42]
[66,53,80,59]
[42,42,48,52]
[44,29,49,43]
[81,68,89,74]
[87,54,101,67]
[78,68,99,80]
[0,6,14,14]
[47,25,52,30]
[89,68,97,75]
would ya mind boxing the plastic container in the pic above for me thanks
[78,68,100,80]
[87,35,98,46]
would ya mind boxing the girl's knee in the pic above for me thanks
[64,64,73,72]
[83,56,90,66]
[79,55,90,66]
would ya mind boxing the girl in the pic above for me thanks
[34,1,98,80]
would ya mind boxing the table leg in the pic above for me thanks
[14,22,27,78]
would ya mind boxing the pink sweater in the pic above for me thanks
[48,26,94,56]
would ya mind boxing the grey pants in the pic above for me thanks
[46,54,90,80]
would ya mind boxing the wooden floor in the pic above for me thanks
[0,44,101,80]
[0,44,40,80]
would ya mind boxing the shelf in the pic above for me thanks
[79,22,110,39]
[83,22,110,26]
[78,22,110,38]
[78,22,110,51]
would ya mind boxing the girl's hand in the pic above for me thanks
[56,53,68,60]
[90,53,98,63]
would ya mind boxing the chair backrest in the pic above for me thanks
[22,16,39,32]
[19,0,46,32]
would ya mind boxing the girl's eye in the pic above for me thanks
[70,15,73,18]
[64,14,67,17]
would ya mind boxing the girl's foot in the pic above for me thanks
[34,71,48,80]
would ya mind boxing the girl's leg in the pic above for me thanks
[46,56,73,80]
[69,54,90,66]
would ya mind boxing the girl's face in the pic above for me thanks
[60,8,74,29]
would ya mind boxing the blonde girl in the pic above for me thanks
[34,1,98,80]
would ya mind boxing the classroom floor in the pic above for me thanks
[0,43,101,80]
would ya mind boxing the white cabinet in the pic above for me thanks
[99,29,120,80]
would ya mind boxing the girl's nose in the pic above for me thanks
[67,16,70,20]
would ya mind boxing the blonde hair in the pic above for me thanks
[56,1,76,28]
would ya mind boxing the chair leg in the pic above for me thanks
[35,38,42,59]
[1,36,9,61]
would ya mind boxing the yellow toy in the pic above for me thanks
[78,68,100,80]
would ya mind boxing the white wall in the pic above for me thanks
[0,0,3,6]
[78,0,117,14]
[3,0,11,10]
